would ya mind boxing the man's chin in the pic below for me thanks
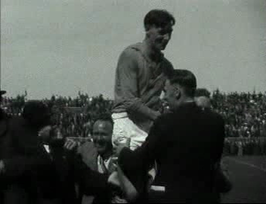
[160,46,166,50]
[96,146,106,154]
[161,44,168,50]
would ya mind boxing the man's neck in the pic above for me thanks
[143,38,162,61]
[183,98,195,104]
[178,97,195,107]
[100,151,112,161]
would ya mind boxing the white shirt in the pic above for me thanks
[43,144,51,154]
[97,155,112,174]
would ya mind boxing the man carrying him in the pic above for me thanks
[115,70,226,203]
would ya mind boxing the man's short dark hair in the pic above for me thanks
[0,90,6,103]
[93,113,114,128]
[144,9,175,31]
[195,88,211,98]
[169,69,197,97]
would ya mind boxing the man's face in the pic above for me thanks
[92,120,113,156]
[163,80,178,111]
[38,125,53,144]
[147,23,173,51]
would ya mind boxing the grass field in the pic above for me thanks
[221,156,266,203]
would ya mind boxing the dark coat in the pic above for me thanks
[119,102,225,203]
[0,110,11,203]
[0,110,10,160]
[0,116,79,204]
[77,142,113,204]
[0,116,46,204]
[35,144,79,204]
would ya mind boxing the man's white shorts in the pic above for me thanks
[111,112,148,150]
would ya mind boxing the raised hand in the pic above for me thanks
[64,138,80,151]
[113,137,131,157]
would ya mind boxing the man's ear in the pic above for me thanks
[145,25,154,37]
[146,29,151,37]
[175,87,181,100]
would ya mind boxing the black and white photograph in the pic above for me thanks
[1,0,266,203]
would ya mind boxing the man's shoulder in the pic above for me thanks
[162,56,173,66]
[154,112,175,127]
[120,42,142,56]
[205,108,224,122]
[116,43,141,66]
[173,104,224,123]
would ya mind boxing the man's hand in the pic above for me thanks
[154,111,161,120]
[113,138,131,157]
[64,138,80,151]
[0,160,5,174]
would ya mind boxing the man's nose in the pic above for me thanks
[163,33,171,41]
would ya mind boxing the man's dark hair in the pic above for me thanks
[195,88,211,98]
[169,69,197,97]
[144,9,175,31]
[0,90,6,103]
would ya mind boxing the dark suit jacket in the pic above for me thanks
[119,102,225,203]
[0,110,10,203]
[0,116,79,204]
[0,115,111,204]
[77,142,113,204]
[0,116,46,204]
[35,144,80,204]
[0,110,10,160]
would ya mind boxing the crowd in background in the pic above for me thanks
[212,90,266,138]
[1,90,266,155]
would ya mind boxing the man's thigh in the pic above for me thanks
[112,116,147,150]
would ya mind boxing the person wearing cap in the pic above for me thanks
[0,90,10,203]
[115,70,225,203]
[0,90,8,163]
[0,100,58,204]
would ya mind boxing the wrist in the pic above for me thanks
[152,111,161,120]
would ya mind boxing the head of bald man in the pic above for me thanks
[195,96,211,109]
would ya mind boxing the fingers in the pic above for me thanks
[114,137,131,147]
[64,138,79,151]
[125,138,131,147]
[113,137,131,156]
[113,141,119,147]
